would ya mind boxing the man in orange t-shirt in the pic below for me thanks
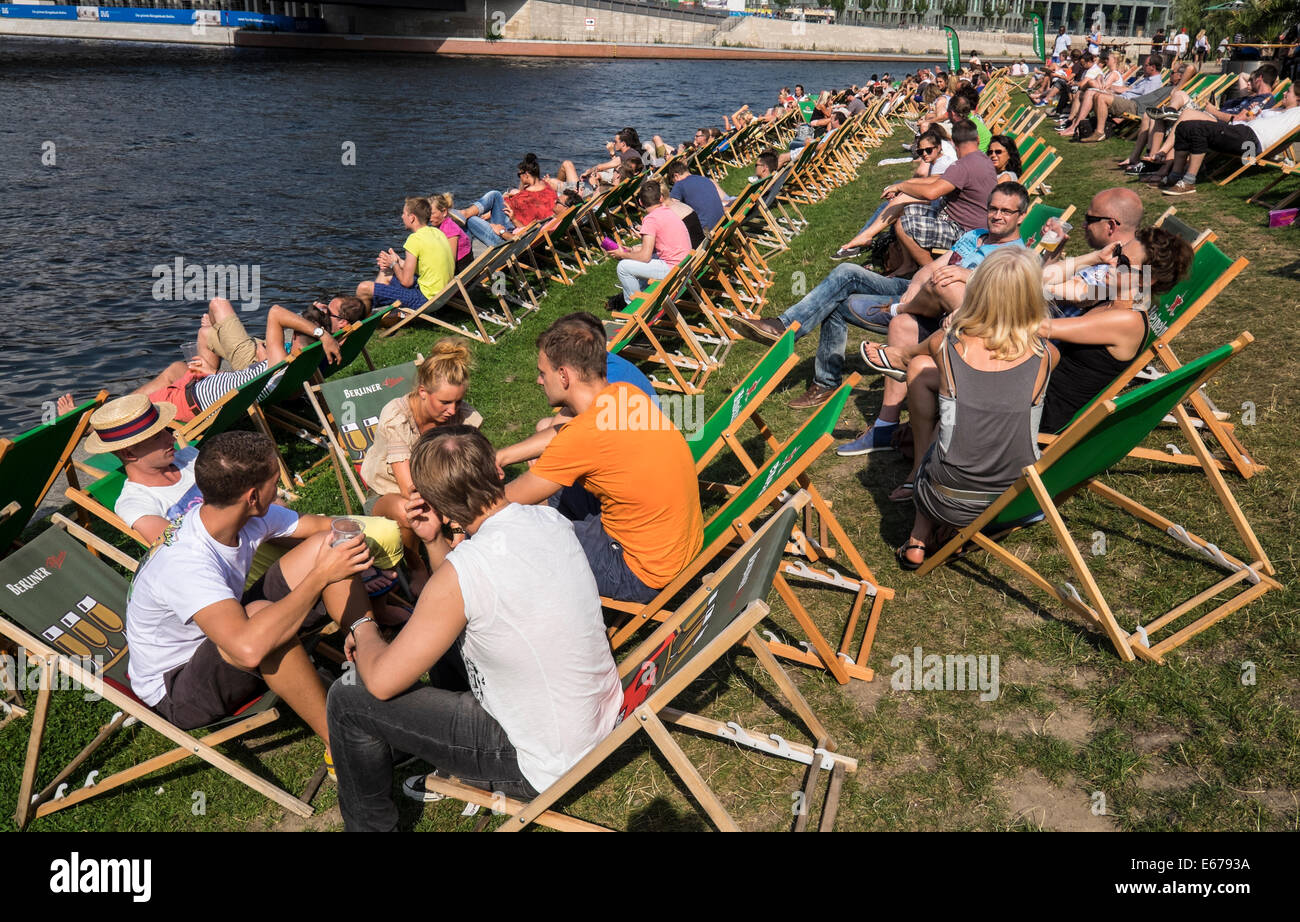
[501,316,703,603]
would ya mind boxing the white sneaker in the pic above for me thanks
[402,773,447,803]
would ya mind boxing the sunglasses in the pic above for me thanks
[987,206,1023,216]
[1083,213,1115,225]
[918,146,937,154]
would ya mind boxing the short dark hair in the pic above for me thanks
[195,431,280,507]
[989,181,1030,215]
[669,160,691,177]
[537,314,606,383]
[1254,64,1279,87]
[955,85,980,109]
[617,127,641,150]
[404,196,432,225]
[949,95,973,119]
[757,150,779,173]
[950,118,980,146]
[1146,53,1164,69]
[638,179,663,207]
[408,426,504,530]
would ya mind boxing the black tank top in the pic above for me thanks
[1041,309,1149,434]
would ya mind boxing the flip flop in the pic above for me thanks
[362,567,398,598]
[860,341,907,381]
[889,481,915,502]
[895,539,927,571]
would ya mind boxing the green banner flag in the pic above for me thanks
[1029,11,1046,61]
[798,99,816,123]
[943,26,960,72]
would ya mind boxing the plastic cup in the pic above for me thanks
[180,342,200,363]
[330,517,363,547]
[1040,220,1072,246]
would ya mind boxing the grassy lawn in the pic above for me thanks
[3,99,1297,832]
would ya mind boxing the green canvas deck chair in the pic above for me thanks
[918,335,1279,664]
[174,357,286,447]
[605,260,730,396]
[607,378,893,686]
[0,392,106,554]
[304,361,418,513]
[533,204,588,285]
[379,239,519,342]
[495,221,549,315]
[1153,206,1217,248]
[63,453,147,547]
[1021,149,1062,195]
[1,514,314,828]
[1021,200,1077,256]
[687,324,800,474]
[416,492,858,831]
[1083,240,1260,479]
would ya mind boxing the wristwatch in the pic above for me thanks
[348,616,377,637]
[312,326,325,339]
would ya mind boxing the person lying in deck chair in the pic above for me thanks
[498,314,703,604]
[192,295,363,372]
[357,196,455,314]
[125,430,375,778]
[360,338,481,596]
[327,426,622,830]
[455,155,557,248]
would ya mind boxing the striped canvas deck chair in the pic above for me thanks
[607,378,892,685]
[304,361,418,513]
[918,336,1279,665]
[1,515,314,828]
[416,492,858,831]
[0,392,106,554]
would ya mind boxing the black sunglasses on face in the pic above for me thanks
[1083,213,1115,225]
[918,146,937,154]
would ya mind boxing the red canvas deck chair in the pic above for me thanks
[607,377,892,685]
[1,515,315,828]
[416,492,858,831]
[919,336,1279,664]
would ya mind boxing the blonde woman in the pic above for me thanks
[428,193,472,273]
[861,247,1058,568]
[360,338,481,591]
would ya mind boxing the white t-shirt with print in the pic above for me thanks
[113,446,202,530]
[125,504,299,706]
[446,503,622,791]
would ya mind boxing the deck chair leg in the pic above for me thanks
[14,665,52,829]
[745,629,831,745]
[636,705,741,832]
[32,710,129,809]
[1024,469,1135,661]
[767,574,852,684]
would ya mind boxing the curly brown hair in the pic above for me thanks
[1136,227,1194,295]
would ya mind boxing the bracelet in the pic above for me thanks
[348,616,377,637]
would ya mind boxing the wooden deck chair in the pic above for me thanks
[494,222,549,315]
[62,453,147,548]
[1216,112,1300,187]
[417,492,858,831]
[328,308,390,375]
[379,240,519,342]
[1,515,314,827]
[1153,206,1217,248]
[606,378,893,685]
[172,357,286,449]
[0,392,106,554]
[302,361,417,513]
[918,335,1279,664]
[605,261,729,396]
[1021,200,1077,256]
[1021,149,1062,195]
[686,324,800,474]
[1083,240,1259,479]
[533,205,588,285]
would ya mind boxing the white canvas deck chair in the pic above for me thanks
[417,492,857,831]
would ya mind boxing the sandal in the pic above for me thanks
[860,341,907,381]
[895,539,927,571]
[889,481,915,502]
[362,567,398,598]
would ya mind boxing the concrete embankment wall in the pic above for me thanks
[715,18,1036,60]
[0,18,237,43]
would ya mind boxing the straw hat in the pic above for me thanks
[85,394,177,455]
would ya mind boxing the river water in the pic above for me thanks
[0,37,925,432]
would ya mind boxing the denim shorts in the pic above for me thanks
[373,280,432,309]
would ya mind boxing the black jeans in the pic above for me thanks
[326,649,538,831]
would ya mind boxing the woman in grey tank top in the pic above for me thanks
[898,248,1058,569]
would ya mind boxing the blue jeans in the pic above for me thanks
[464,190,515,247]
[550,485,657,604]
[778,263,911,388]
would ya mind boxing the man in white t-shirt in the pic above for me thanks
[1174,27,1189,60]
[83,395,203,545]
[1054,27,1072,59]
[126,430,374,763]
[328,426,622,830]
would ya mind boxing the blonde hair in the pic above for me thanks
[948,247,1047,363]
[430,192,454,212]
[414,337,473,394]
